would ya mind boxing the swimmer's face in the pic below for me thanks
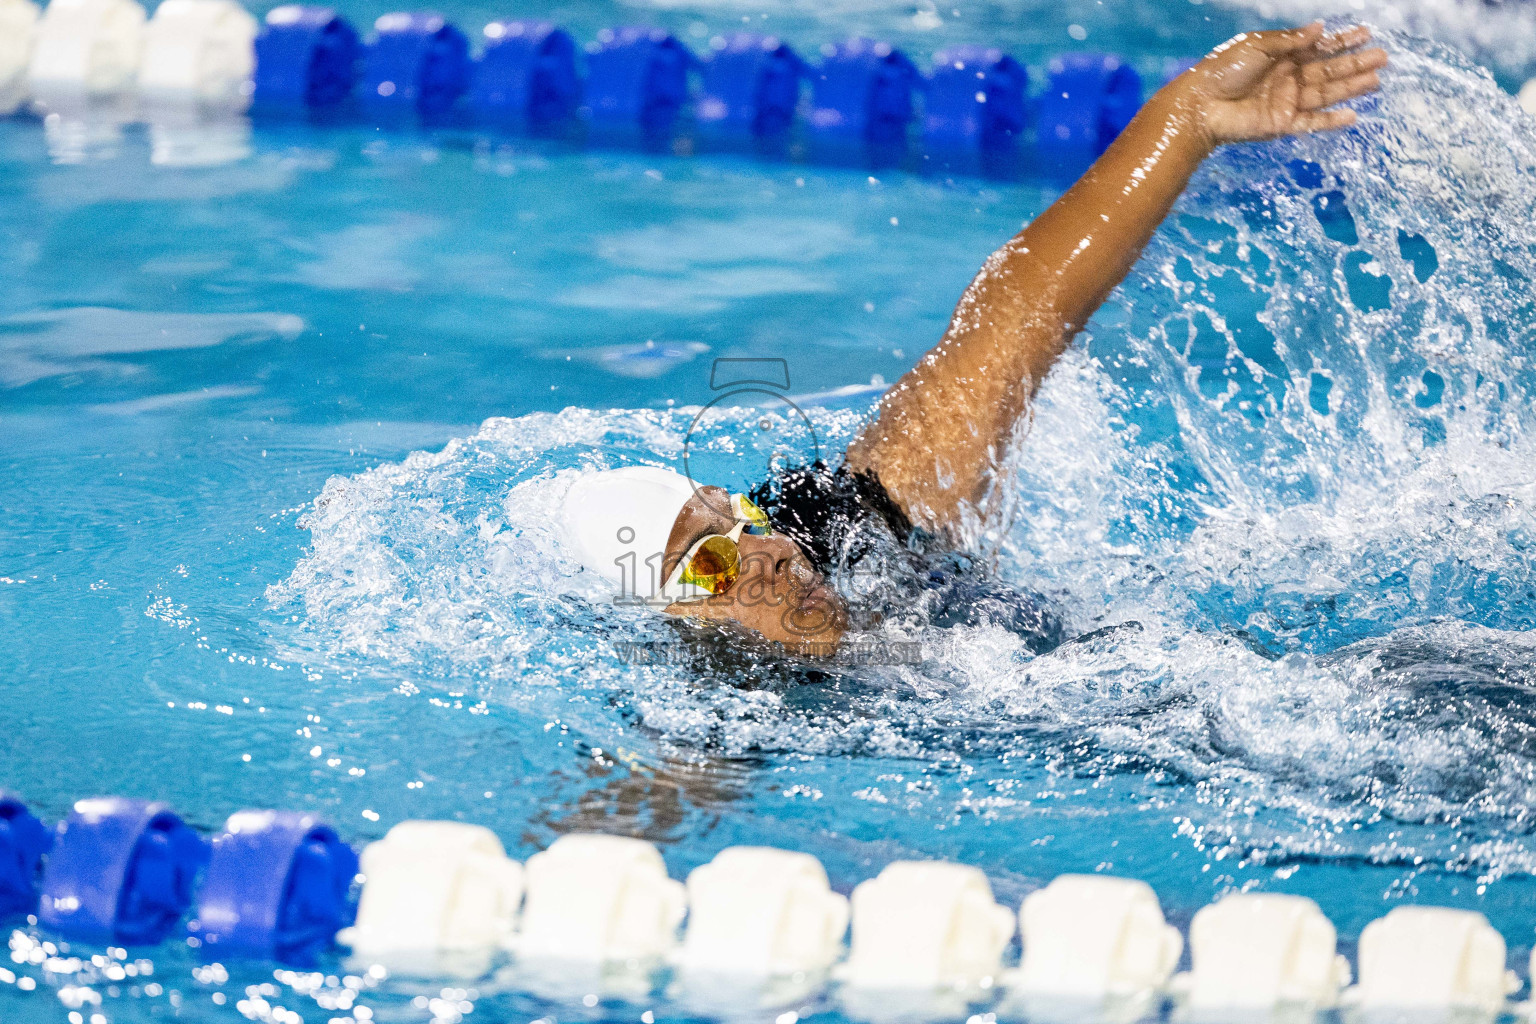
[661,486,847,652]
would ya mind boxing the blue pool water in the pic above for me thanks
[7,0,1536,1021]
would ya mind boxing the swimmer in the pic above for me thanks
[565,22,1387,656]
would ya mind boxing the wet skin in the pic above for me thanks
[660,486,847,652]
[665,24,1386,649]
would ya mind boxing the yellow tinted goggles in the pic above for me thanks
[662,494,773,602]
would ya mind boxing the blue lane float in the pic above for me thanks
[584,27,694,142]
[359,12,471,118]
[697,33,806,144]
[2,783,1526,1011]
[39,798,208,945]
[0,793,50,920]
[188,810,357,965]
[26,0,1200,180]
[924,45,1027,174]
[253,5,361,111]
[1035,52,1142,174]
[809,38,919,159]
[470,20,579,129]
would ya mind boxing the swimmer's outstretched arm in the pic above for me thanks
[846,22,1386,533]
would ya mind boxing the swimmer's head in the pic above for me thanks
[563,467,846,651]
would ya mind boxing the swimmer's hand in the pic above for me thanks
[1183,23,1387,147]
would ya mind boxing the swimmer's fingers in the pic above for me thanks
[1211,25,1372,71]
[1290,107,1358,135]
[1311,24,1374,57]
[1300,46,1387,89]
[1299,66,1382,110]
[1246,22,1326,58]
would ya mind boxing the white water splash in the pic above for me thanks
[271,34,1536,881]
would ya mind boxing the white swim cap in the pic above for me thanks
[562,466,697,594]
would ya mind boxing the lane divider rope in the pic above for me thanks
[0,790,1525,1013]
[0,0,1191,176]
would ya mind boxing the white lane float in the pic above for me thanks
[0,0,39,112]
[513,833,685,963]
[1174,893,1350,1010]
[28,0,146,96]
[339,821,523,976]
[676,846,849,977]
[1348,906,1517,1014]
[838,860,1015,991]
[1013,875,1182,1001]
[139,0,256,105]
